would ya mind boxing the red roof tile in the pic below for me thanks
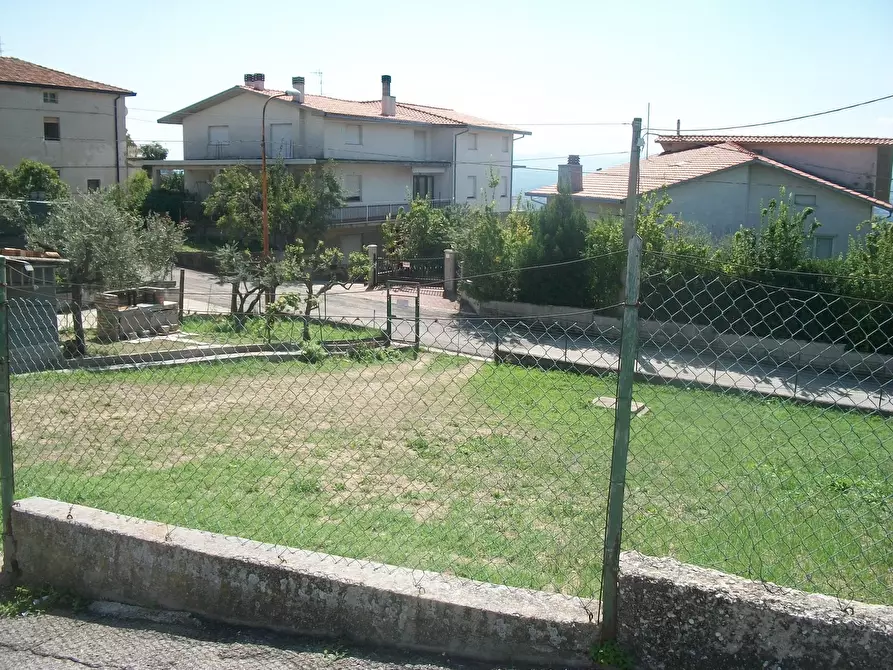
[0,57,134,95]
[657,135,893,146]
[527,142,893,210]
[247,87,525,132]
[156,84,525,133]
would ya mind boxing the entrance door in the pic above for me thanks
[270,123,293,158]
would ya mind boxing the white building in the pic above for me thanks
[0,57,134,192]
[146,73,529,256]
[529,137,893,258]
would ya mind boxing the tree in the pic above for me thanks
[455,202,532,301]
[204,162,342,250]
[26,191,186,355]
[109,170,152,214]
[518,192,591,306]
[4,159,69,200]
[159,171,184,191]
[139,142,169,160]
[278,240,370,340]
[213,243,290,316]
[381,197,454,259]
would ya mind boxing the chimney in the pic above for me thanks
[243,73,254,87]
[253,73,265,91]
[292,76,305,97]
[381,74,396,117]
[557,155,583,194]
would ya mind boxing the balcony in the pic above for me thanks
[330,199,451,226]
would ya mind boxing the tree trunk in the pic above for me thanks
[71,284,86,357]
[303,298,313,341]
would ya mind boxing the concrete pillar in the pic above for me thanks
[444,248,457,300]
[150,167,161,188]
[366,244,377,290]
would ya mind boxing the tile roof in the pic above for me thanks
[527,142,893,210]
[251,87,526,132]
[156,85,526,133]
[656,135,893,146]
[0,57,134,95]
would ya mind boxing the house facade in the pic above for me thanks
[528,137,893,259]
[145,73,528,256]
[0,57,134,192]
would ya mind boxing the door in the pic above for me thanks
[270,123,293,158]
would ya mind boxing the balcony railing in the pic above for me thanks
[331,199,451,225]
[207,142,230,159]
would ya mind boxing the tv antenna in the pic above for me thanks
[311,70,323,95]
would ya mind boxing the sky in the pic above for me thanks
[4,0,893,191]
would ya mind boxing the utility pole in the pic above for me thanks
[622,118,643,248]
[312,70,323,95]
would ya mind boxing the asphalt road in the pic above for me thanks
[0,604,500,670]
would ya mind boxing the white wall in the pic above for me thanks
[745,164,872,254]
[752,144,877,194]
[662,165,751,238]
[329,163,413,204]
[181,92,302,160]
[0,84,128,191]
[453,129,514,212]
[324,120,424,161]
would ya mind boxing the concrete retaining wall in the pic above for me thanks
[10,498,598,666]
[462,291,893,379]
[619,551,893,669]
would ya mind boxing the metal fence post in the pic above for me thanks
[414,285,420,352]
[0,258,15,576]
[600,235,643,640]
[385,283,392,344]
[178,268,186,321]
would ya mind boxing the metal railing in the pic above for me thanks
[331,198,450,225]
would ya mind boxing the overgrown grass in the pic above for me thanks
[180,314,381,345]
[10,354,892,603]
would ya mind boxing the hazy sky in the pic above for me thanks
[4,0,893,178]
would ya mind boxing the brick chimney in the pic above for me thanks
[381,75,396,117]
[558,155,583,193]
[243,73,265,91]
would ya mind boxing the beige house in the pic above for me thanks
[144,73,529,256]
[529,136,893,258]
[0,57,135,192]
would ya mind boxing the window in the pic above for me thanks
[501,135,510,153]
[467,175,477,199]
[413,175,434,198]
[501,176,508,198]
[345,124,362,145]
[468,133,478,150]
[794,194,816,207]
[812,235,834,259]
[87,179,101,192]
[43,91,58,104]
[43,117,60,141]
[344,174,362,201]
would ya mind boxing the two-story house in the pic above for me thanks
[0,57,135,192]
[528,137,893,258]
[145,73,529,256]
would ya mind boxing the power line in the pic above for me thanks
[650,92,893,133]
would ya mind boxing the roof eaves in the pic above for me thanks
[0,79,135,95]
[157,86,245,124]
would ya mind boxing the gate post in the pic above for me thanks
[443,249,457,300]
[366,245,378,291]
[600,235,642,640]
[385,282,392,345]
[0,257,16,577]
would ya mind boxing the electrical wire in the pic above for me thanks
[649,92,893,133]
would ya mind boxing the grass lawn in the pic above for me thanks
[65,315,381,357]
[10,354,892,603]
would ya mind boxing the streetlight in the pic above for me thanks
[261,89,301,260]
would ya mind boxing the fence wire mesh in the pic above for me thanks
[624,251,893,605]
[2,252,892,612]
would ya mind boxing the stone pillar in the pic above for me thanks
[444,248,457,300]
[366,244,377,290]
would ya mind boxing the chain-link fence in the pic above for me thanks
[1,247,891,634]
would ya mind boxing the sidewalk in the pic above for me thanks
[0,604,489,670]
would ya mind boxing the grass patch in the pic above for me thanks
[10,353,893,603]
[180,314,380,345]
[0,585,86,618]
